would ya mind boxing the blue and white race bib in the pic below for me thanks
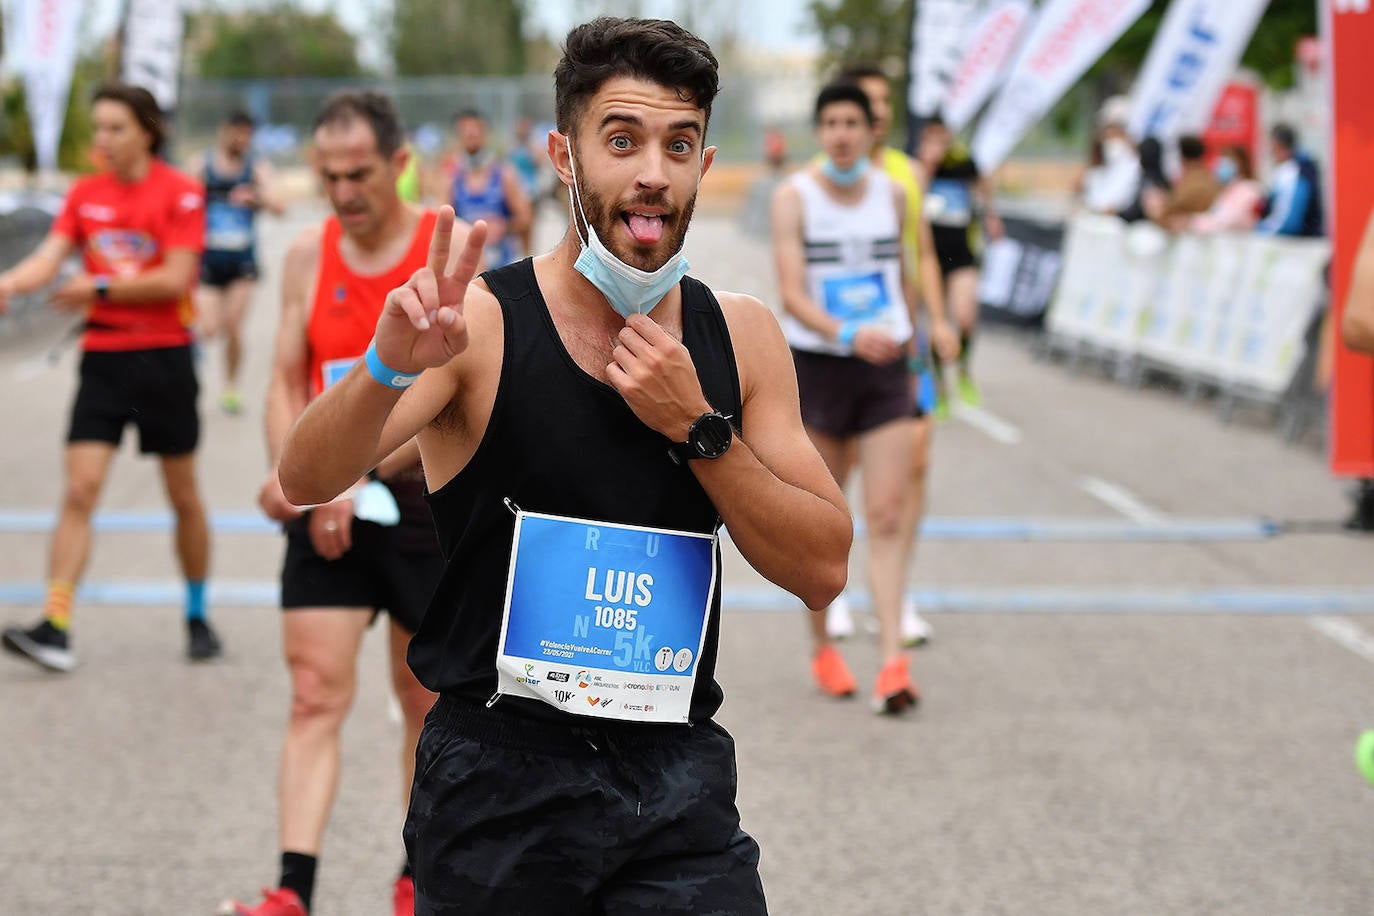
[820,271,892,322]
[495,509,717,723]
[205,200,254,252]
[320,357,358,391]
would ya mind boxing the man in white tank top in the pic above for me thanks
[772,81,959,714]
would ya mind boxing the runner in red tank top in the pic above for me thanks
[223,91,475,916]
[0,84,222,672]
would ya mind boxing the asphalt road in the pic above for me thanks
[2,204,1373,915]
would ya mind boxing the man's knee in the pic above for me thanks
[62,474,103,515]
[288,656,355,726]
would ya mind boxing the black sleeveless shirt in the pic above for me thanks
[409,259,743,723]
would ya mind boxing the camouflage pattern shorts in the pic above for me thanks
[404,694,768,915]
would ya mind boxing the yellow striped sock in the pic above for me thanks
[44,580,75,631]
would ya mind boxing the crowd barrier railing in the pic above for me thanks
[1044,215,1330,403]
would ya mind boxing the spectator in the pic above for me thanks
[1188,145,1264,234]
[1080,121,1140,216]
[1257,123,1324,237]
[1119,136,1170,224]
[1159,134,1218,229]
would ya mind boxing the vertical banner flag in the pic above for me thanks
[1126,0,1270,143]
[909,0,978,120]
[943,0,1034,132]
[971,0,1151,171]
[18,0,84,173]
[121,0,185,115]
[1326,0,1374,476]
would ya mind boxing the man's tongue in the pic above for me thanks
[626,213,664,244]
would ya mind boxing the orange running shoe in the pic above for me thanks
[393,874,416,916]
[811,644,857,697]
[874,656,920,715]
[218,888,307,916]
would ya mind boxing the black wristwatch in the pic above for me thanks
[669,412,734,464]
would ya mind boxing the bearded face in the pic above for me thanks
[568,146,700,273]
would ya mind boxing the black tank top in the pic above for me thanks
[409,259,743,723]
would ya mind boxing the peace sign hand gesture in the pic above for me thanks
[375,206,487,373]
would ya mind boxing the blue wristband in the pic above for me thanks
[836,321,859,347]
[364,341,420,389]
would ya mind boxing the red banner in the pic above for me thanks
[1200,80,1258,169]
[1328,3,1374,476]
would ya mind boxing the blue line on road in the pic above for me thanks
[0,581,1372,614]
[0,510,1280,542]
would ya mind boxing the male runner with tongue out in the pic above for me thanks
[275,16,851,913]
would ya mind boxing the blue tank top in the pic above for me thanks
[451,163,517,266]
[204,154,256,254]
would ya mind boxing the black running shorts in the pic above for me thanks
[200,248,259,288]
[67,346,200,455]
[932,225,978,278]
[404,695,769,915]
[792,347,923,439]
[280,515,442,634]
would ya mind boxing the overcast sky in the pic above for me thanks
[77,0,821,67]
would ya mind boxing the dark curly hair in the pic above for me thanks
[554,17,719,138]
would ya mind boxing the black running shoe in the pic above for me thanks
[187,619,223,661]
[2,619,75,672]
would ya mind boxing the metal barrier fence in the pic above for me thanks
[1041,214,1330,439]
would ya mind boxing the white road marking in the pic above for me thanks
[951,403,1022,444]
[1080,476,1168,525]
[1310,616,1374,664]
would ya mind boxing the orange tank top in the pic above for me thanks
[306,209,438,399]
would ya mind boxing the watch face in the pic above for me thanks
[692,413,733,458]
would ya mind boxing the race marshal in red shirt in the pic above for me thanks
[0,83,222,672]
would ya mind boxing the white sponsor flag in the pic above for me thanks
[909,0,979,119]
[121,0,185,114]
[943,0,1034,131]
[971,0,1151,171]
[17,0,84,173]
[1126,0,1271,142]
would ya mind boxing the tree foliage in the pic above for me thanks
[189,8,363,79]
[390,0,527,76]
[807,0,912,77]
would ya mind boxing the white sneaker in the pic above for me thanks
[825,593,856,639]
[900,597,933,647]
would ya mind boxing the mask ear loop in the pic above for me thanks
[564,137,590,250]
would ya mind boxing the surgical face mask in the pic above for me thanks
[461,149,492,171]
[565,137,694,319]
[820,155,869,186]
[1103,138,1132,164]
[1214,158,1238,184]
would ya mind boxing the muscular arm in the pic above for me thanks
[264,229,319,467]
[610,303,852,611]
[1343,209,1374,355]
[253,160,288,217]
[0,232,74,300]
[771,181,840,340]
[502,167,534,236]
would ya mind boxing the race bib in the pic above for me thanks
[205,200,254,252]
[495,509,717,723]
[820,271,893,322]
[927,178,973,227]
[321,357,358,391]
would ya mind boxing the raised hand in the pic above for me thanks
[375,206,487,373]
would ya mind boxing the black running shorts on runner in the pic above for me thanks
[932,225,978,278]
[200,248,259,287]
[792,347,922,439]
[404,695,769,915]
[68,346,199,455]
[280,516,442,634]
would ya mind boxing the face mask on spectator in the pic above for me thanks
[1103,138,1132,164]
[1214,158,1238,184]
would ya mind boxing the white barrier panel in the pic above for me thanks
[1045,215,1330,398]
